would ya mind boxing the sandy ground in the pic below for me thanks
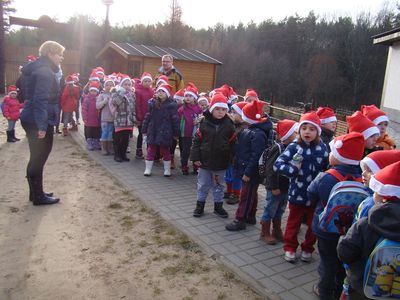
[0,115,262,300]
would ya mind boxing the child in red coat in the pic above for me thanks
[2,85,24,142]
[60,75,80,136]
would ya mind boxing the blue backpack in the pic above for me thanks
[363,238,400,299]
[317,169,369,235]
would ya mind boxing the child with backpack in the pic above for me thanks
[307,132,367,299]
[361,104,396,150]
[2,85,24,142]
[225,100,275,231]
[190,93,236,218]
[96,76,115,155]
[178,83,202,175]
[274,111,329,263]
[259,119,298,245]
[337,161,400,299]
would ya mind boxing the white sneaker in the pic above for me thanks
[284,251,296,263]
[144,160,153,176]
[163,160,171,177]
[300,251,312,262]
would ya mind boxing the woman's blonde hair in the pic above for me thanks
[39,41,65,57]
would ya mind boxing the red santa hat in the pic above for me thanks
[89,70,100,82]
[95,67,105,76]
[103,76,115,86]
[369,161,400,199]
[71,73,80,83]
[316,107,337,124]
[231,101,247,115]
[184,82,199,99]
[156,83,174,98]
[209,93,228,112]
[197,95,210,105]
[26,54,37,62]
[241,100,267,124]
[119,75,132,87]
[173,89,185,102]
[277,119,298,142]
[346,111,380,140]
[65,75,75,85]
[7,85,18,95]
[244,89,259,101]
[217,84,238,103]
[329,132,365,165]
[360,150,400,174]
[140,72,153,83]
[89,81,100,92]
[361,104,389,125]
[298,111,322,135]
[156,75,169,86]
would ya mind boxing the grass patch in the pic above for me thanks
[138,240,151,247]
[217,292,226,299]
[120,215,136,230]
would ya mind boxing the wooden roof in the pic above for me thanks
[97,42,222,65]
[373,27,400,45]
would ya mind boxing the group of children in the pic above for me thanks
[3,62,400,300]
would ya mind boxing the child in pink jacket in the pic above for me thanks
[2,85,24,142]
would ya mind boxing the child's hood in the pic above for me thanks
[368,200,400,242]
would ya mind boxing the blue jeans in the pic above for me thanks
[7,120,16,131]
[224,165,242,190]
[261,190,288,221]
[100,122,114,141]
[197,168,226,203]
[62,112,73,127]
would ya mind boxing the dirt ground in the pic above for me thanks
[0,114,263,300]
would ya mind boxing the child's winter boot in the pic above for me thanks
[62,127,68,136]
[192,163,198,175]
[163,160,171,177]
[11,129,20,141]
[214,202,228,218]
[144,160,153,176]
[101,141,109,155]
[193,201,205,217]
[181,165,189,175]
[260,220,277,245]
[114,144,122,162]
[6,130,15,142]
[86,138,94,151]
[225,219,246,231]
[135,148,143,159]
[272,219,284,241]
[70,120,78,131]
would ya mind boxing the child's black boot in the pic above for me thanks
[193,201,205,217]
[214,202,228,218]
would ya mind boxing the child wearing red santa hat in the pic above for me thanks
[260,119,298,245]
[361,104,396,150]
[338,161,400,299]
[316,107,337,152]
[308,132,366,299]
[190,93,236,219]
[226,100,275,231]
[274,111,329,263]
[2,85,24,142]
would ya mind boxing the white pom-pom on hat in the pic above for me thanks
[256,114,261,119]
[334,140,343,149]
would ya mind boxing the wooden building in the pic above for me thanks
[96,42,222,92]
[373,28,400,145]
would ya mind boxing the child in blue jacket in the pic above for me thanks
[274,111,328,263]
[307,132,365,299]
[226,100,275,231]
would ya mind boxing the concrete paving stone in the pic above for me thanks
[195,225,215,235]
[258,277,285,294]
[280,265,307,279]
[210,244,233,255]
[240,265,265,280]
[246,245,271,256]
[226,254,248,267]
[270,274,297,290]
[278,291,301,300]
[183,226,204,236]
[290,273,317,286]
[253,250,280,262]
[231,236,254,246]
[288,287,318,300]
[271,261,298,273]
[238,240,266,251]
[301,280,318,293]
[198,234,222,245]
[220,242,241,253]
[299,261,318,272]
[252,262,276,276]
[207,232,228,244]
[235,251,258,265]
[263,256,288,267]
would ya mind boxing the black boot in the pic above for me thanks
[214,202,228,218]
[29,176,60,206]
[6,131,15,142]
[225,219,246,231]
[11,129,20,141]
[193,201,205,217]
[26,176,54,202]
[113,144,122,162]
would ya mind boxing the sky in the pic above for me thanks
[10,0,399,30]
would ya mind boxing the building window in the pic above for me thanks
[128,61,141,78]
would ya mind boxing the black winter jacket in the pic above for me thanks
[265,142,289,191]
[337,199,400,292]
[190,111,235,171]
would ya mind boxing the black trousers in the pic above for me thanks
[136,125,143,151]
[113,130,130,157]
[179,137,193,167]
[22,122,54,179]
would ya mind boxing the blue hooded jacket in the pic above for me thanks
[20,56,60,130]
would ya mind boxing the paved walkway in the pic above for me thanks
[70,127,320,300]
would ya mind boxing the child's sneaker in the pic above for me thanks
[226,194,239,205]
[300,251,312,262]
[284,251,296,263]
[225,219,246,231]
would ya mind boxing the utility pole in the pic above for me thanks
[102,0,113,44]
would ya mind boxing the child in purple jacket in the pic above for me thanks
[178,83,202,175]
[82,81,101,151]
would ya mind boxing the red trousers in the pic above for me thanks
[283,203,316,253]
[235,180,259,221]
